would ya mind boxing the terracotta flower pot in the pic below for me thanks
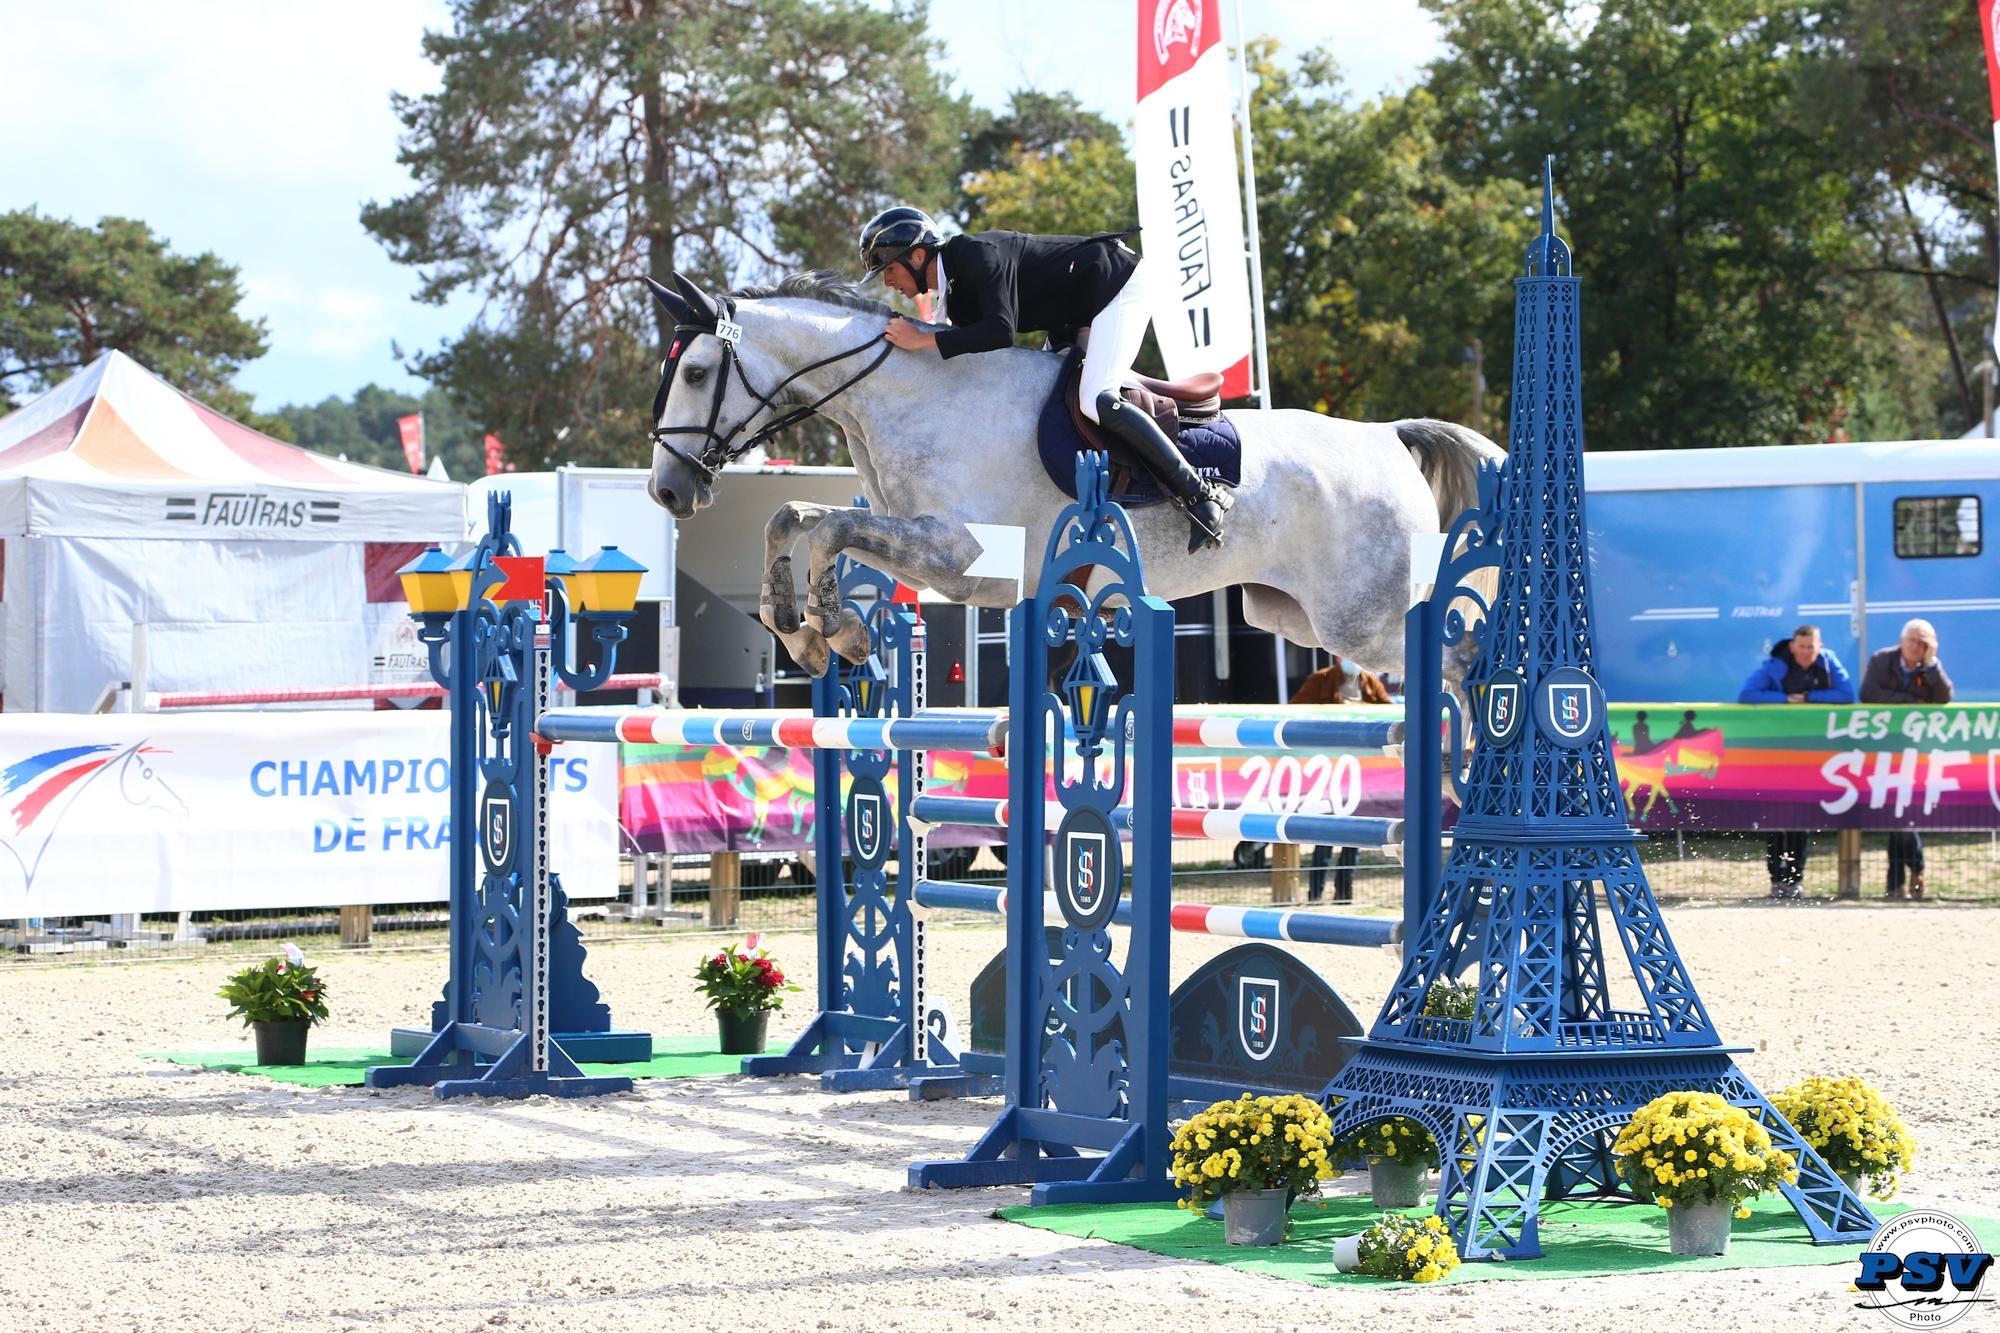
[716,1008,771,1055]
[252,1019,310,1066]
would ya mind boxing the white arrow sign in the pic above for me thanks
[963,523,1026,598]
[1409,531,1451,606]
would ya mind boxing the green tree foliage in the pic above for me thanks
[1247,43,1533,424]
[955,91,1130,228]
[964,138,1138,238]
[1795,0,1994,436]
[364,0,968,468]
[1417,0,1964,448]
[0,209,275,427]
[272,384,487,479]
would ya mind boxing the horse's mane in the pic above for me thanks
[731,271,892,317]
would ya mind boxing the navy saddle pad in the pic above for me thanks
[1034,348,1242,505]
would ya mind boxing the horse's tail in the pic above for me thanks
[1394,418,1506,532]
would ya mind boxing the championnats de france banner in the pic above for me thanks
[615,703,2000,855]
[1133,0,1254,398]
[0,712,617,918]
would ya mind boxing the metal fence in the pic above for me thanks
[9,830,1995,963]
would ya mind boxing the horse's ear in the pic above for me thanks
[673,271,720,328]
[645,276,695,329]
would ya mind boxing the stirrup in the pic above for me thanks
[1180,485,1230,552]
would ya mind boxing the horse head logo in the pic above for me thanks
[1152,0,1203,65]
[0,741,183,894]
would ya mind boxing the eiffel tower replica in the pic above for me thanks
[1320,160,1879,1260]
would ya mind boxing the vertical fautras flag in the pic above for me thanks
[396,414,425,474]
[1134,0,1254,399]
[1982,0,2000,353]
[483,433,509,476]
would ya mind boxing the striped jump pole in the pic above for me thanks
[1171,714,1404,753]
[534,707,1008,754]
[912,879,1399,950]
[909,794,1402,851]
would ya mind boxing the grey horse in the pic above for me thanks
[645,272,1502,684]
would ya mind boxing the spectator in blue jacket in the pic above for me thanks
[1738,624,1854,899]
[1738,624,1856,705]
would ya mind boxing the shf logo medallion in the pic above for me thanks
[1534,666,1604,748]
[1054,806,1120,932]
[1481,668,1526,747]
[1853,1208,1993,1328]
[1236,975,1280,1062]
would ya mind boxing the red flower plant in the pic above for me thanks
[693,936,801,1014]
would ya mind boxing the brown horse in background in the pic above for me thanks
[1288,656,1391,706]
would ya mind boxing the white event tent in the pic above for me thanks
[0,352,465,712]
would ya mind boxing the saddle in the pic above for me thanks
[1036,346,1242,506]
[1062,341,1223,450]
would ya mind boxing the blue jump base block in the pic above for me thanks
[389,1025,652,1063]
[364,1022,631,1099]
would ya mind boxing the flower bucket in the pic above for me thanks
[1222,1187,1289,1246]
[252,1019,310,1066]
[1332,1233,1365,1272]
[716,1008,771,1055]
[1368,1155,1427,1208]
[1666,1199,1732,1256]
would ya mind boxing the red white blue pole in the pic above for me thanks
[912,878,1397,949]
[910,794,1401,851]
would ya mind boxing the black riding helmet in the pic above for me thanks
[858,206,942,289]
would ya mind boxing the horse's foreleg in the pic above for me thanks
[804,512,1007,667]
[762,501,845,676]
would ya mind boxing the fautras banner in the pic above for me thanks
[1132,0,1253,398]
[0,711,617,917]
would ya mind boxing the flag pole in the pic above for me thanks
[1232,0,1272,408]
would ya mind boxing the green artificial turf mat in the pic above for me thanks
[145,1033,753,1087]
[998,1193,2000,1285]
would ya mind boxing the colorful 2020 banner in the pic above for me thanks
[615,703,2000,855]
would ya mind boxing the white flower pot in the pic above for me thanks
[1332,1233,1366,1272]
[1666,1198,1732,1256]
[1222,1187,1290,1246]
[1367,1155,1428,1208]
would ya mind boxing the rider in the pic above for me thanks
[858,206,1230,552]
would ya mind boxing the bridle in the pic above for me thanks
[649,294,893,486]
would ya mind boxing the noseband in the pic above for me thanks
[649,295,893,486]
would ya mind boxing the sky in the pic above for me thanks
[0,0,1443,413]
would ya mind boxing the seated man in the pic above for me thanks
[1737,624,1855,899]
[1859,618,1953,900]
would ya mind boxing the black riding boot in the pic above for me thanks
[1095,391,1230,551]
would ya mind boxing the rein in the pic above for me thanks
[649,295,892,484]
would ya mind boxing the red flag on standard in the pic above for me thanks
[483,433,509,476]
[1133,0,1256,399]
[396,414,425,474]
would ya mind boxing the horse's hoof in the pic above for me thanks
[796,635,832,679]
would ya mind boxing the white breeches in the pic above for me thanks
[1077,256,1156,424]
